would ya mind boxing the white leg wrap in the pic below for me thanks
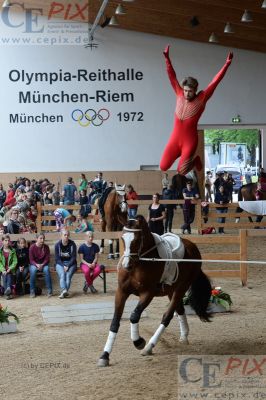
[141,324,165,356]
[130,323,140,341]
[149,324,166,347]
[177,313,189,343]
[103,331,117,354]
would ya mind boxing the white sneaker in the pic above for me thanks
[58,292,64,299]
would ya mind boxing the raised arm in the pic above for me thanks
[204,52,233,101]
[163,45,182,95]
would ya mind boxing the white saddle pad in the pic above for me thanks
[239,201,266,215]
[152,232,185,286]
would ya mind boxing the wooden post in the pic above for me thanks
[195,201,202,234]
[240,229,248,286]
[36,202,42,233]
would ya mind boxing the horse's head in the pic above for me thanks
[114,183,127,213]
[121,215,152,270]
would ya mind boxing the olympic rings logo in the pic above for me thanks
[71,108,110,127]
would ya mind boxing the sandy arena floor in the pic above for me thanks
[1,236,266,400]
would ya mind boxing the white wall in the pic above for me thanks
[1,12,266,172]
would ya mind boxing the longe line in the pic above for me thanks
[139,258,266,265]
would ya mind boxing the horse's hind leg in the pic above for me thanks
[130,293,153,350]
[142,286,190,356]
[98,288,129,367]
[174,301,189,344]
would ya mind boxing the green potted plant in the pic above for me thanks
[0,303,19,334]
[183,286,232,313]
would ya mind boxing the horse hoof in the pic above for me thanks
[179,337,189,345]
[107,254,115,260]
[97,358,109,367]
[133,337,146,350]
[141,343,154,356]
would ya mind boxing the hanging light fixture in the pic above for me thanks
[262,0,266,8]
[224,22,234,33]
[115,4,126,15]
[208,32,219,43]
[2,0,11,7]
[241,10,253,22]
[109,15,119,25]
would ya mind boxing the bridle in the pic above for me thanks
[121,225,159,263]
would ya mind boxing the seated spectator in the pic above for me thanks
[53,207,76,232]
[126,184,138,219]
[75,213,94,233]
[78,231,103,294]
[3,184,16,209]
[0,183,6,209]
[15,237,29,295]
[29,233,53,298]
[24,179,31,193]
[55,230,77,299]
[0,234,17,299]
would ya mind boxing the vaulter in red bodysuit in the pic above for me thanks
[160,46,233,175]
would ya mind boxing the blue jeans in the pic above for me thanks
[30,264,52,294]
[56,263,77,291]
[2,273,13,291]
[128,208,138,219]
[216,208,227,233]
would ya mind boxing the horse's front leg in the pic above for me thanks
[98,288,129,367]
[130,293,154,350]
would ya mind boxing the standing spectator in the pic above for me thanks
[213,172,225,197]
[245,167,252,184]
[43,185,54,226]
[29,233,53,298]
[79,173,88,193]
[163,184,176,233]
[0,234,17,299]
[259,166,266,190]
[162,173,169,193]
[55,230,77,298]
[93,172,107,194]
[182,181,199,234]
[226,173,235,203]
[0,183,6,209]
[15,237,29,295]
[126,184,138,219]
[214,185,229,234]
[147,193,166,235]
[205,171,213,202]
[53,208,76,232]
[78,231,103,294]
[62,177,77,208]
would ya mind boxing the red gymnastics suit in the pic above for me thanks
[160,47,233,175]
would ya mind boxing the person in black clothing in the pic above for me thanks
[15,237,30,295]
[225,173,235,203]
[163,184,176,233]
[214,185,229,234]
[213,172,225,197]
[181,181,199,234]
[0,183,6,209]
[55,230,77,299]
[147,193,166,235]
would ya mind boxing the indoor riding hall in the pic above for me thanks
[1,2,266,400]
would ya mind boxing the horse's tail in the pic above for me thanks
[189,271,212,322]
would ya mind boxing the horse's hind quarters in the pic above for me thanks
[141,343,154,356]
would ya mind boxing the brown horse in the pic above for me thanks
[237,183,266,223]
[100,184,128,259]
[98,215,212,367]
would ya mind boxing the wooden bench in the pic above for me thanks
[8,232,121,294]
